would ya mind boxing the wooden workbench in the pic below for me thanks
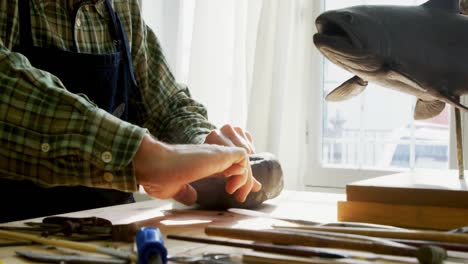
[0,191,464,264]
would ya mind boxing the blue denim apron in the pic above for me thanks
[0,0,137,222]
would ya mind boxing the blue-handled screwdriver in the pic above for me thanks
[136,227,168,264]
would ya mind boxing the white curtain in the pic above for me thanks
[142,0,316,190]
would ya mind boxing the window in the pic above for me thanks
[305,0,457,189]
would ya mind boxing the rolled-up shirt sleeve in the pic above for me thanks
[0,42,147,192]
[128,0,216,145]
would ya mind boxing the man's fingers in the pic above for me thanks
[228,135,253,154]
[204,130,235,147]
[204,125,256,154]
[223,164,247,177]
[172,184,198,205]
[234,127,256,153]
[244,131,254,144]
[251,178,262,192]
[234,170,254,203]
[221,125,253,154]
[225,174,247,194]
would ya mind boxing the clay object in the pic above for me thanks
[191,152,284,209]
[313,0,468,120]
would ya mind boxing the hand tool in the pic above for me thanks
[135,228,237,264]
[242,252,354,264]
[15,250,127,264]
[205,226,447,264]
[136,227,167,264]
[271,225,468,245]
[0,216,113,238]
[168,253,237,264]
[0,216,139,243]
[9,227,168,264]
[447,226,468,234]
[0,229,137,262]
[227,208,406,230]
[167,234,420,263]
[167,234,346,259]
[41,216,114,237]
[274,226,468,252]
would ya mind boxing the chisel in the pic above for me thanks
[205,226,447,264]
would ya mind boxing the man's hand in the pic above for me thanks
[203,124,261,201]
[133,134,261,205]
[204,124,255,154]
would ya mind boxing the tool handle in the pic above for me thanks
[136,227,167,264]
[0,229,137,262]
[205,226,417,257]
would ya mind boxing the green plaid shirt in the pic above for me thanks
[0,0,215,192]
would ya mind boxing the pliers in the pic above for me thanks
[15,251,128,264]
[0,216,113,241]
[16,251,238,264]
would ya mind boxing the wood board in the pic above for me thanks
[346,170,468,207]
[339,170,468,230]
[337,200,468,230]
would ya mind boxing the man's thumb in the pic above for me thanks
[172,184,198,205]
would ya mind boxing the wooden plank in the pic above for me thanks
[242,252,351,264]
[346,171,468,208]
[337,201,468,230]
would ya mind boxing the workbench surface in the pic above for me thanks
[0,191,465,263]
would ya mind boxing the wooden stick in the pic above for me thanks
[455,106,465,180]
[0,229,137,262]
[205,226,417,257]
[243,252,341,264]
[275,226,468,252]
[272,225,468,245]
[390,237,468,252]
[206,227,448,264]
[167,234,346,258]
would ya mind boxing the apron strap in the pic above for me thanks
[104,0,137,86]
[114,13,137,86]
[103,0,120,44]
[18,0,33,47]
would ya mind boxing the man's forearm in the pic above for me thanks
[0,45,146,191]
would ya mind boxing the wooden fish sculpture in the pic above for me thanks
[313,0,468,120]
[192,153,284,209]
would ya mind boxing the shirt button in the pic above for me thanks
[103,172,114,182]
[101,151,113,163]
[41,143,50,153]
[76,18,81,27]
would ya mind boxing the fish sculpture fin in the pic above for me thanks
[438,93,468,113]
[386,70,427,93]
[325,75,368,102]
[422,0,459,13]
[414,99,446,120]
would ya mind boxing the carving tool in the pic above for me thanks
[242,252,358,264]
[205,226,447,264]
[167,253,237,264]
[9,227,169,264]
[274,226,468,252]
[227,208,405,229]
[0,216,140,243]
[135,227,167,264]
[271,225,468,245]
[0,229,137,262]
[15,250,127,264]
[167,234,347,259]
[168,234,420,263]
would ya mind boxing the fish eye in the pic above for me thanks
[342,12,354,24]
